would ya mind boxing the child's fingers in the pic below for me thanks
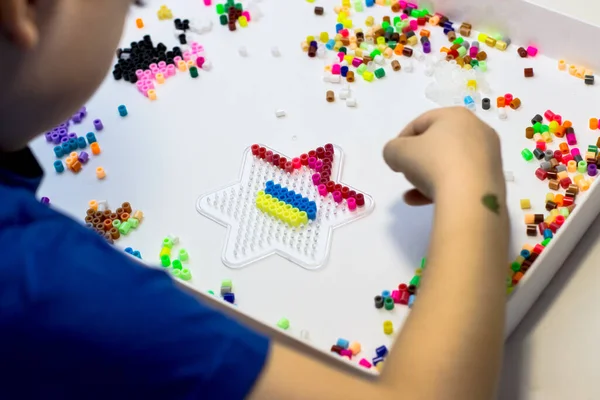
[0,0,37,48]
[403,189,432,206]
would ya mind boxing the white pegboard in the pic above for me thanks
[196,144,374,269]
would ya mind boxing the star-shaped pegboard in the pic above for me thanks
[196,144,375,270]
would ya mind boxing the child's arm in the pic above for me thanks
[249,108,508,399]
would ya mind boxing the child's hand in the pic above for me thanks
[383,107,504,205]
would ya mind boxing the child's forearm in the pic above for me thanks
[381,180,509,399]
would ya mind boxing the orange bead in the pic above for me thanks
[524,214,535,224]
[136,18,144,29]
[439,47,449,53]
[148,90,157,101]
[555,126,565,138]
[513,271,524,284]
[88,200,98,211]
[91,142,101,155]
[65,156,75,168]
[420,29,430,37]
[71,160,82,173]
[563,120,573,128]
[497,97,505,107]
[96,167,106,179]
[590,118,598,130]
[559,143,570,154]
[120,213,130,222]
[394,43,404,55]
[554,194,564,207]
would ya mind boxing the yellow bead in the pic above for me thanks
[343,19,352,28]
[344,55,353,64]
[545,193,555,202]
[542,132,552,143]
[467,79,477,90]
[334,41,343,50]
[407,35,418,46]
[257,191,265,197]
[355,48,363,57]
[365,16,374,26]
[550,209,560,218]
[363,71,374,81]
[320,32,329,42]
[579,179,590,191]
[337,12,347,22]
[301,41,308,52]
[574,174,584,184]
[549,121,559,133]
[306,35,315,43]
[464,64,472,70]
[342,0,351,6]
[376,361,385,372]
[544,215,554,225]
[414,268,423,276]
[520,199,531,209]
[376,36,385,45]
[495,40,507,51]
[160,247,171,258]
[383,320,393,335]
[334,33,342,41]
[238,16,248,27]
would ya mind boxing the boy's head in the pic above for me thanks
[0,0,132,152]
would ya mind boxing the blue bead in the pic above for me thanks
[443,27,454,34]
[365,0,374,6]
[273,184,281,192]
[310,40,317,48]
[61,142,71,154]
[294,194,302,202]
[520,250,531,259]
[53,160,64,173]
[86,132,96,144]
[464,96,474,105]
[265,180,274,188]
[279,187,288,197]
[124,247,134,254]
[335,23,343,32]
[288,190,296,198]
[265,187,272,195]
[341,66,349,77]
[224,293,235,304]
[118,105,128,117]
[307,210,316,220]
[372,356,384,365]
[543,229,553,239]
[408,295,416,309]
[53,146,63,158]
[443,21,453,29]
[132,251,142,259]
[325,39,335,50]
[308,201,316,209]
[382,290,391,298]
[77,137,87,149]
[375,345,388,357]
[336,338,349,349]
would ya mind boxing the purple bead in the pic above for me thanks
[78,151,89,164]
[72,114,82,123]
[588,164,598,177]
[68,132,77,139]
[40,197,50,205]
[93,119,104,131]
[44,132,53,142]
[58,129,67,138]
[80,107,87,117]
[51,133,60,144]
[423,42,431,53]
[59,123,69,129]
[60,137,69,143]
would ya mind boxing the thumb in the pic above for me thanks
[382,136,418,173]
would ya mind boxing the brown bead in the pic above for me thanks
[374,28,385,37]
[122,202,132,214]
[383,16,391,23]
[463,56,472,64]
[534,214,544,224]
[314,6,324,15]
[510,98,521,110]
[461,22,472,29]
[326,90,335,102]
[459,26,471,37]
[524,68,534,78]
[85,215,93,224]
[547,171,558,180]
[407,284,417,295]
[341,37,350,46]
[94,210,103,219]
[391,3,401,12]
[103,219,113,231]
[133,210,144,222]
[391,60,401,71]
[110,213,119,220]
[550,159,559,168]
[346,71,354,82]
[86,208,96,217]
[308,47,316,57]
[402,47,413,57]
[439,16,449,25]
[228,22,236,31]
[548,179,560,190]
[529,252,539,262]
[521,261,532,273]
[476,51,487,61]
[517,47,528,58]
[95,223,104,231]
[110,227,120,240]
[399,34,407,44]
[567,204,577,213]
[450,43,461,51]
[446,55,455,62]
[330,345,343,354]
[120,213,130,222]
[568,184,580,194]
[102,210,111,220]
[456,57,464,66]
[526,225,537,237]
[92,217,101,225]
[116,207,124,216]
[447,31,456,42]
[363,55,372,64]
[391,32,400,42]
[525,127,534,139]
[545,200,557,211]
[356,32,364,40]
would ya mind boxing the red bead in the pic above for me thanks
[324,143,334,154]
[300,154,309,165]
[265,150,273,162]
[319,177,328,185]
[562,154,573,165]
[322,164,331,173]
[285,161,293,173]
[538,222,548,235]
[555,215,565,226]
[355,193,365,206]
[398,283,407,291]
[316,147,325,159]
[535,168,548,181]
[326,181,335,192]
[544,110,555,121]
[279,157,287,169]
[258,147,266,159]
[272,154,280,166]
[399,291,410,305]
[533,244,545,253]
[560,177,572,189]
[417,17,426,25]
[251,144,260,156]
[308,150,317,158]
[448,49,458,58]
[553,150,563,162]
[553,114,562,125]
[292,157,302,169]
[324,150,333,160]
[348,190,356,199]
[341,186,350,199]
[562,196,574,206]
[535,141,546,151]
[549,222,560,233]
[504,93,513,104]
[334,184,342,193]
[321,171,330,181]
[402,25,411,33]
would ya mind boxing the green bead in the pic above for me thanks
[420,257,426,269]
[521,148,534,161]
[422,8,431,15]
[221,279,232,288]
[112,219,121,228]
[180,268,192,281]
[354,1,363,11]
[179,248,189,261]
[506,277,512,287]
[219,14,228,25]
[277,318,290,330]
[533,122,542,133]
[370,49,381,58]
[560,207,570,218]
[381,21,390,30]
[385,26,394,34]
[393,16,400,25]
[453,37,464,45]
[172,269,181,278]
[410,9,419,17]
[356,64,367,75]
[128,217,139,229]
[457,47,467,57]
[477,61,487,72]
[395,23,403,31]
[359,42,368,50]
[541,238,552,247]
[162,237,174,248]
[226,0,234,5]
[216,4,224,14]
[493,33,503,41]
[578,161,588,173]
[387,41,397,49]
[507,287,514,295]
[235,3,243,10]
[339,47,347,54]
[410,275,421,287]
[511,262,521,272]
[470,59,479,67]
[119,221,132,235]
[541,124,549,133]
[161,254,171,267]
[208,290,215,295]
[190,66,199,78]
[588,145,598,154]
[384,297,394,310]
[374,68,385,79]
[172,259,183,270]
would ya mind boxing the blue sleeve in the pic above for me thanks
[1,216,269,399]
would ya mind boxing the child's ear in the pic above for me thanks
[0,0,39,49]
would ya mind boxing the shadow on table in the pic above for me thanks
[497,211,600,399]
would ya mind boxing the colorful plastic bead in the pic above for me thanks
[277,318,290,330]
[118,105,128,117]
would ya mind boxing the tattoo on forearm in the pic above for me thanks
[482,194,500,214]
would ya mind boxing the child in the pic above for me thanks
[0,1,508,399]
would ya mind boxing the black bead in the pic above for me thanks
[565,127,575,134]
[420,36,429,44]
[157,43,167,52]
[533,148,545,160]
[482,98,491,110]
[179,34,187,45]
[574,155,583,163]
[406,31,415,38]
[112,70,122,80]
[374,295,384,309]
[407,285,417,295]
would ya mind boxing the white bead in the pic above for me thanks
[238,46,248,57]
[504,171,515,182]
[346,98,357,107]
[424,65,434,76]
[339,89,350,100]
[404,59,413,72]
[167,234,180,245]
[374,55,384,65]
[96,200,108,211]
[329,75,341,83]
[413,49,425,61]
[498,107,507,120]
[300,330,310,341]
[340,60,348,67]
[275,109,286,118]
[271,46,280,57]
[201,60,212,70]
[316,47,325,58]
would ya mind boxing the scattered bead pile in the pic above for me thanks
[159,234,193,281]
[125,247,143,259]
[216,1,252,31]
[558,59,595,84]
[85,201,143,244]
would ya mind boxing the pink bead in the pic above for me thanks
[331,64,341,75]
[159,67,167,77]
[136,80,144,89]
[308,157,317,169]
[337,52,345,62]
[333,191,342,203]
[318,184,328,196]
[146,80,155,89]
[312,173,321,185]
[409,20,418,30]
[174,56,182,64]
[315,160,323,172]
[242,10,250,21]
[570,147,581,157]
[352,58,362,67]
[347,197,357,211]
[504,93,513,104]
[527,45,538,57]
[407,2,418,8]
[203,0,211,5]
[469,47,478,57]
[292,157,302,169]
[158,61,167,69]
[135,69,144,78]
[566,133,577,145]
[196,57,205,67]
[553,115,562,125]
[167,64,176,77]
[391,290,401,303]
[399,1,407,8]
[143,70,152,78]
[359,359,372,368]
[149,63,158,71]
[340,349,352,359]
[142,86,150,97]
[400,13,408,20]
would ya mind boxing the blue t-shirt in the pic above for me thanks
[0,148,269,399]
